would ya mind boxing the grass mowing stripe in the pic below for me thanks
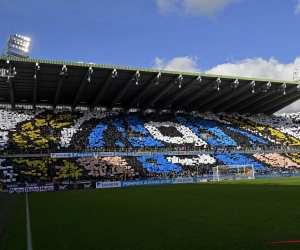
[26,193,33,250]
[0,194,21,250]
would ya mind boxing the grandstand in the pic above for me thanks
[1,56,300,185]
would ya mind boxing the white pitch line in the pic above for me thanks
[26,193,33,250]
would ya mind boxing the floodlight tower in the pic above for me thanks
[293,67,300,82]
[2,34,31,58]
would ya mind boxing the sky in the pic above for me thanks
[1,0,300,113]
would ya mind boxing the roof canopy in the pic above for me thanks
[0,56,299,115]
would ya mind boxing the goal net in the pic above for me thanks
[212,165,255,181]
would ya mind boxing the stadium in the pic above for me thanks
[1,4,300,249]
[1,53,300,249]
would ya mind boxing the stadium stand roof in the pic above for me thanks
[0,56,299,115]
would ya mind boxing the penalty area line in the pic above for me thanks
[26,193,33,250]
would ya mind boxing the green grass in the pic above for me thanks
[0,194,21,250]
[4,178,300,250]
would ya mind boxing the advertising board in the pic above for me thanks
[73,152,95,158]
[121,178,172,187]
[9,185,54,194]
[50,153,72,158]
[96,181,121,188]
[172,177,193,184]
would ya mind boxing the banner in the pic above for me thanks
[153,151,169,156]
[50,153,72,158]
[254,173,292,179]
[247,150,260,154]
[113,152,127,156]
[121,178,172,187]
[72,152,95,158]
[95,152,115,157]
[58,185,68,191]
[49,149,300,159]
[172,177,193,184]
[9,185,54,194]
[39,185,54,192]
[132,152,152,156]
[186,151,202,155]
[194,176,213,182]
[83,183,93,189]
[9,187,25,194]
[96,181,121,188]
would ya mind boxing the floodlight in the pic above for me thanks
[261,82,272,92]
[154,72,161,85]
[0,64,17,81]
[112,69,117,78]
[212,78,221,91]
[132,71,140,85]
[174,74,183,88]
[87,67,93,82]
[59,65,68,79]
[2,34,31,58]
[230,79,239,89]
[250,81,255,93]
[276,83,286,95]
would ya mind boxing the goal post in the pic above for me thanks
[212,165,255,181]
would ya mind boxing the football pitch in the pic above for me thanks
[3,178,300,250]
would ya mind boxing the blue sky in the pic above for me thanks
[1,0,300,112]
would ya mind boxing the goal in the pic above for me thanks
[212,165,255,181]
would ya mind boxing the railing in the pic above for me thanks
[1,146,300,157]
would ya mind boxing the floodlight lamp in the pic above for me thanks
[132,71,140,85]
[212,78,221,90]
[174,74,183,88]
[112,69,117,78]
[154,72,161,85]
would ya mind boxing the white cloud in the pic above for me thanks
[206,57,300,80]
[156,0,241,17]
[153,56,201,72]
[153,55,300,113]
[295,0,300,15]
